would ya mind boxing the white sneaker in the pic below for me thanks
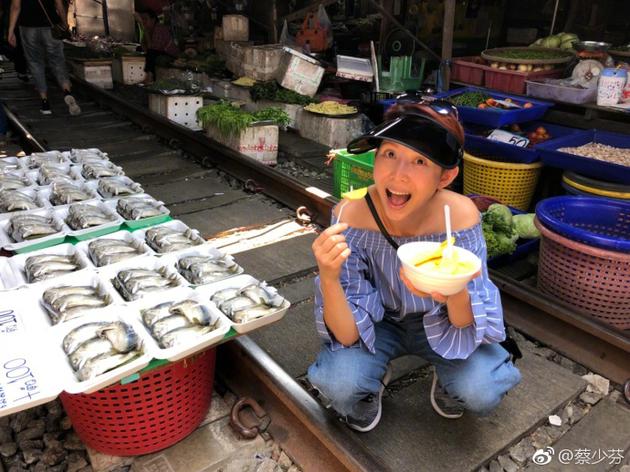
[64,94,81,115]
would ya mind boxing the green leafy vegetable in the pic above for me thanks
[513,214,541,239]
[196,101,290,136]
[491,49,572,60]
[485,204,513,234]
[250,82,317,105]
[448,91,491,108]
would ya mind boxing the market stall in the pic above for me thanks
[0,149,290,455]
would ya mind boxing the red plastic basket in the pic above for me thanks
[534,218,630,330]
[452,56,488,86]
[60,348,216,456]
[484,68,563,95]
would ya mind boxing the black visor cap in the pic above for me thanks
[347,116,463,169]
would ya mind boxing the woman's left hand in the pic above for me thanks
[399,267,480,303]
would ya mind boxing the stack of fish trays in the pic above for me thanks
[0,149,291,446]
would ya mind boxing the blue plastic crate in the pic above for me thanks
[535,196,630,253]
[433,87,553,127]
[536,129,630,184]
[464,121,580,164]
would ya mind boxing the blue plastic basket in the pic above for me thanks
[536,129,630,184]
[464,121,580,164]
[535,196,630,253]
[433,87,553,127]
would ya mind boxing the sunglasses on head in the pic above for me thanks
[395,98,459,121]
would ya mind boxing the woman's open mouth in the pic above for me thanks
[386,188,411,208]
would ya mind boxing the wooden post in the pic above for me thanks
[441,0,456,91]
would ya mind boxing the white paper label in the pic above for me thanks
[0,356,43,410]
[487,129,529,148]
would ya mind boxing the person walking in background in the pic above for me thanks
[135,10,178,85]
[7,0,80,115]
[1,0,29,81]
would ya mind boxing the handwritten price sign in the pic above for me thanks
[0,357,42,411]
[0,309,20,338]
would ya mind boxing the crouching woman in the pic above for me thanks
[308,102,521,432]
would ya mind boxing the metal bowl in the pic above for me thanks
[573,41,612,52]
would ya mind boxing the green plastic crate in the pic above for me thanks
[332,149,375,198]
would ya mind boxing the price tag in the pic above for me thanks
[0,357,42,411]
[487,129,529,148]
[0,309,21,340]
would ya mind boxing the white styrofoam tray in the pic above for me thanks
[22,151,69,169]
[0,187,52,220]
[75,161,125,181]
[85,176,144,199]
[195,274,290,334]
[69,148,109,163]
[164,246,244,286]
[1,243,92,290]
[24,271,124,331]
[0,170,37,191]
[37,182,102,208]
[105,194,170,223]
[48,309,153,394]
[131,219,206,255]
[36,163,82,186]
[54,202,124,239]
[0,157,25,172]
[98,255,188,305]
[129,287,231,362]
[75,229,154,268]
[0,208,70,252]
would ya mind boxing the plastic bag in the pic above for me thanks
[279,19,296,47]
[317,4,333,48]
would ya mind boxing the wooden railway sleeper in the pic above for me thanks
[229,397,271,440]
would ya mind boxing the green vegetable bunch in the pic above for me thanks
[196,101,290,136]
[449,92,491,108]
[250,82,317,106]
[493,49,572,60]
[481,204,540,259]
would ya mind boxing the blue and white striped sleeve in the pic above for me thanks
[422,224,506,360]
[313,239,385,353]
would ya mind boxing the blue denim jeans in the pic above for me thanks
[19,26,69,94]
[307,314,521,419]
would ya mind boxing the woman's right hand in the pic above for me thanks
[8,32,16,47]
[312,223,351,281]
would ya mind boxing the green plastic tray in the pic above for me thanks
[123,214,172,231]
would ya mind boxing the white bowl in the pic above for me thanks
[397,242,482,296]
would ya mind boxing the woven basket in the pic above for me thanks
[463,153,542,211]
[60,348,216,456]
[535,218,630,329]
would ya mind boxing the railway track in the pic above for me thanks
[3,73,629,471]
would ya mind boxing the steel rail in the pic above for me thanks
[70,77,337,228]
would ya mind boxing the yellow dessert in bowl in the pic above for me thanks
[397,241,482,296]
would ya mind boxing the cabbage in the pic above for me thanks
[559,33,578,42]
[484,204,513,234]
[561,39,576,50]
[513,214,540,239]
[547,36,562,48]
